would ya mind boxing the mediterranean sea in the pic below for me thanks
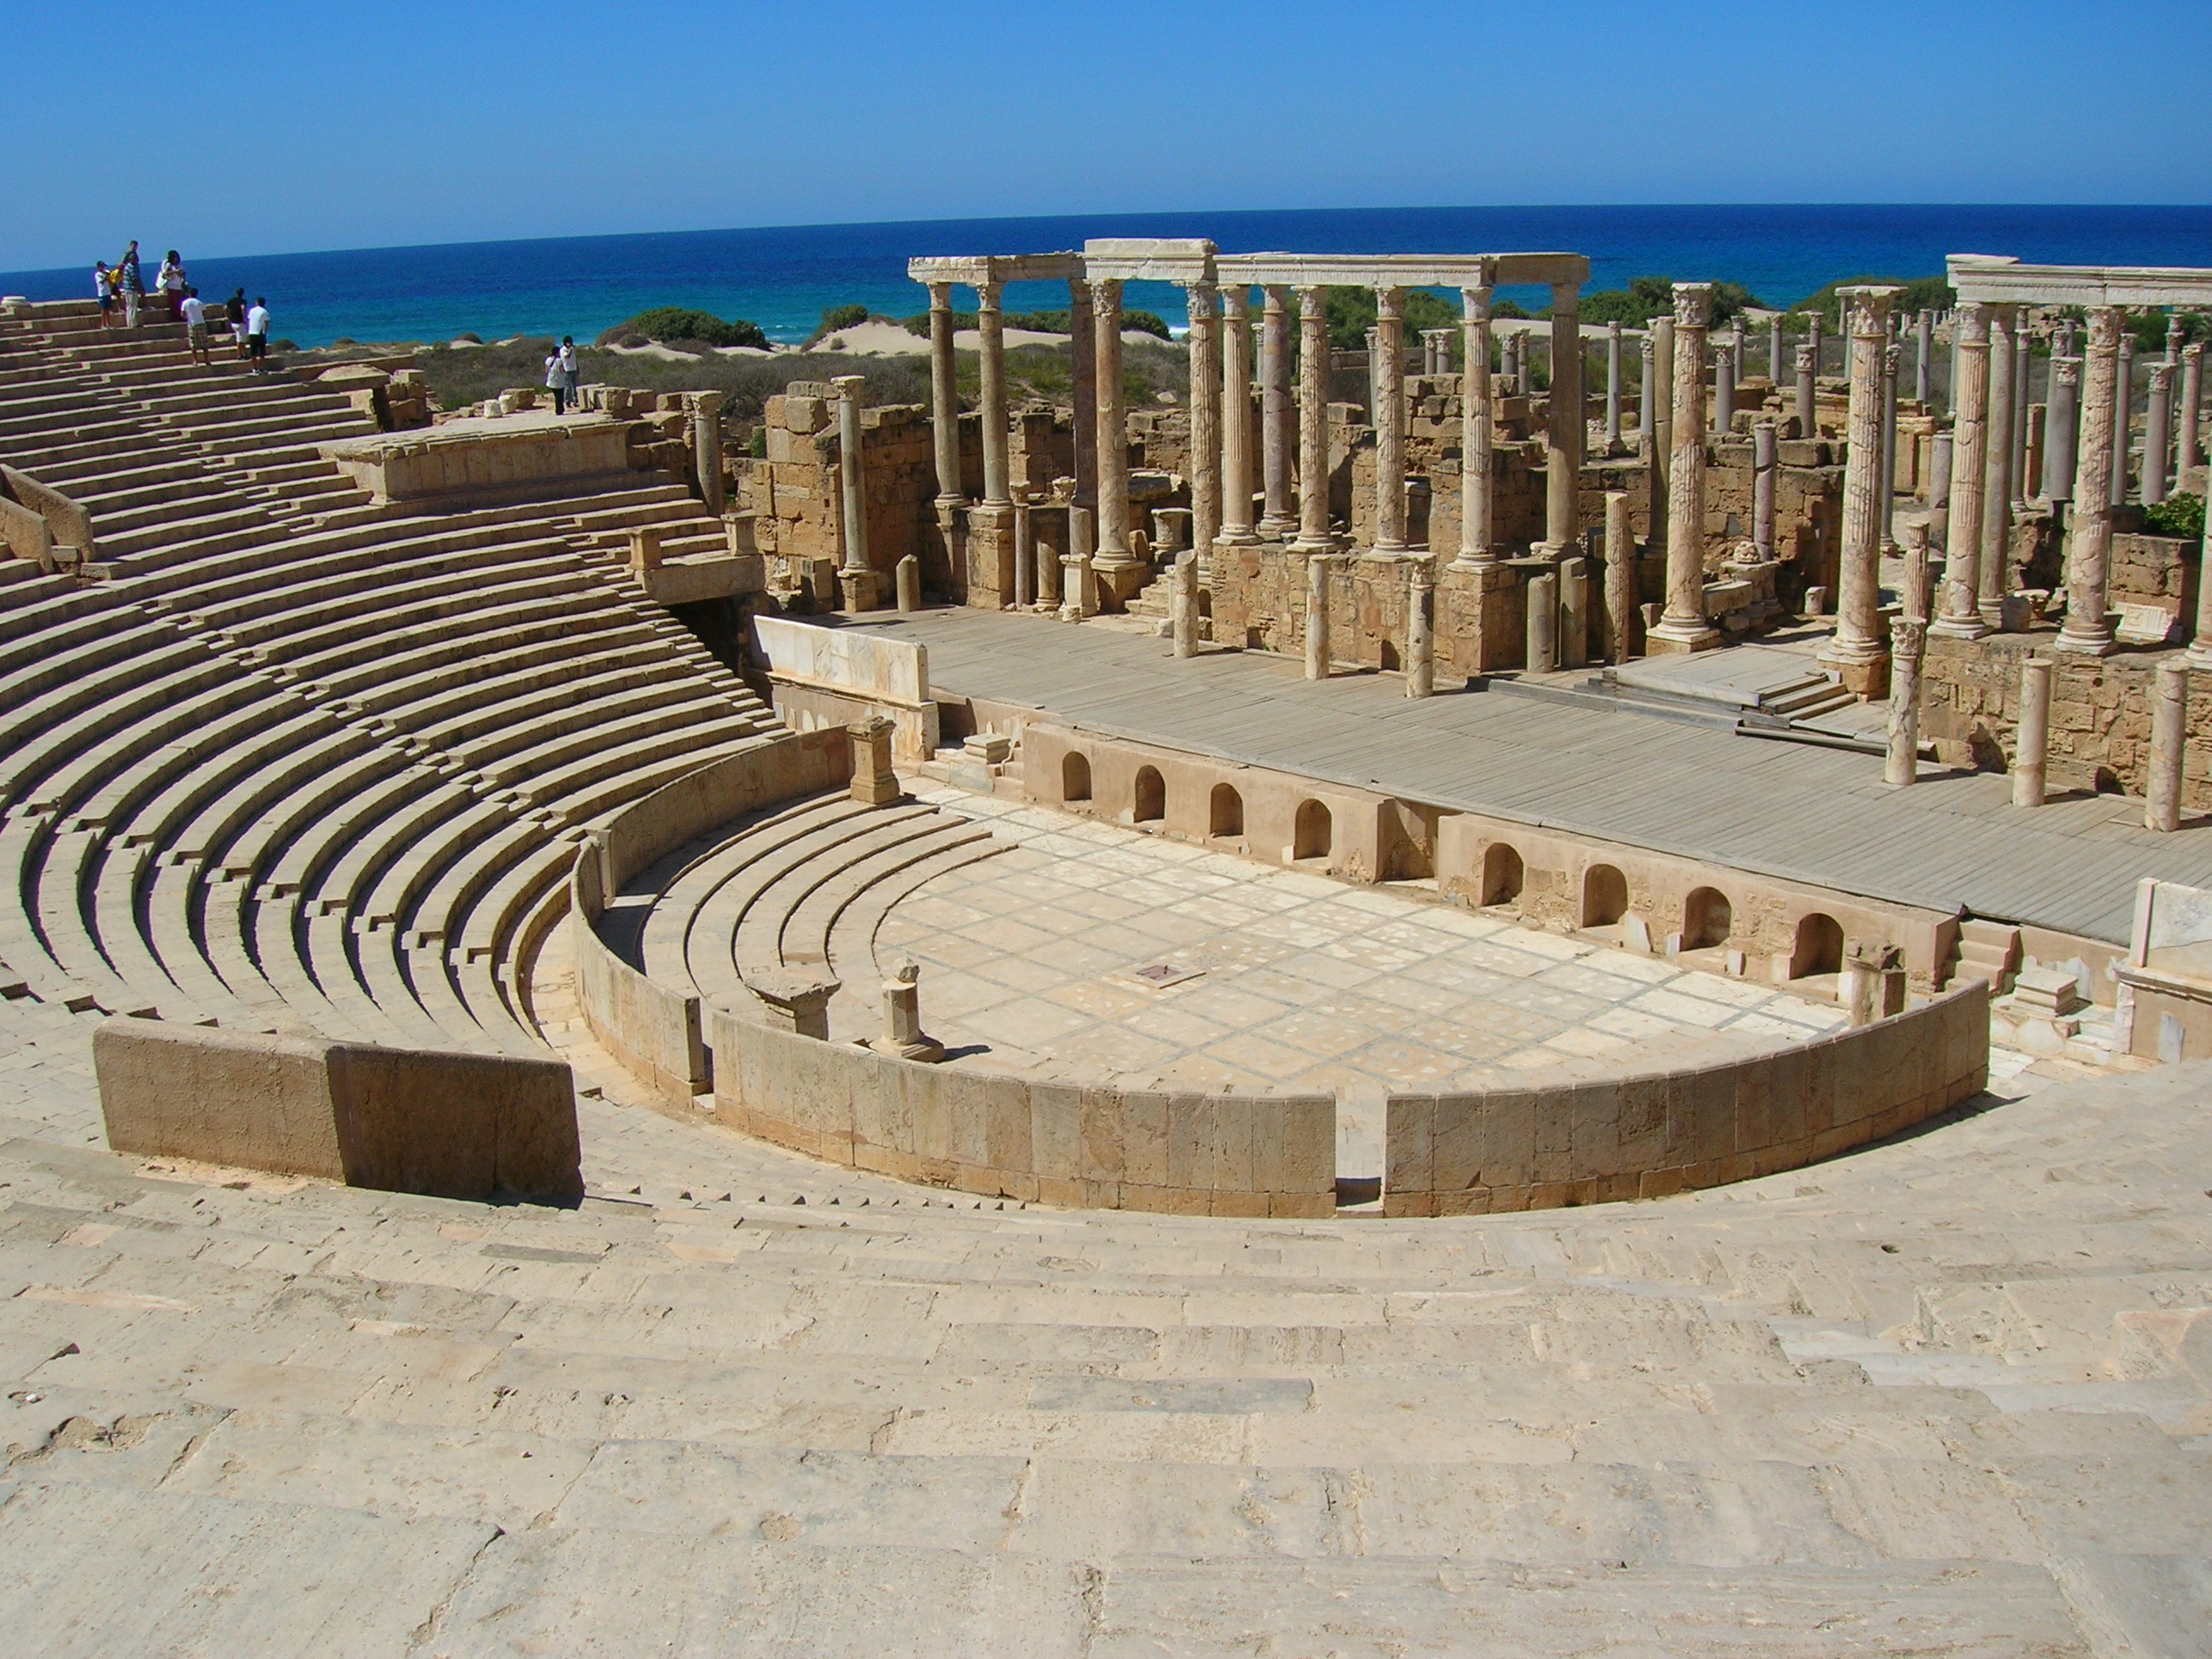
[5,204,2209,351]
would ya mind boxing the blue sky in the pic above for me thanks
[4,0,2207,271]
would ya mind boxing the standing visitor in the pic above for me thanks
[158,250,187,318]
[118,242,143,328]
[224,288,248,358]
[244,296,271,372]
[94,261,115,329]
[180,287,212,368]
[559,335,579,408]
[544,341,569,414]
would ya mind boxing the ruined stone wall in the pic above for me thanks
[736,388,938,590]
[2109,532,2198,636]
[1920,632,2212,808]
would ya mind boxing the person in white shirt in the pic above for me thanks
[179,287,211,367]
[558,335,579,405]
[158,250,187,320]
[245,298,271,371]
[544,344,568,414]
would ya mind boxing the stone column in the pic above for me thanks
[1060,506,1097,620]
[1751,419,1777,560]
[1454,286,1494,567]
[976,283,1010,509]
[1878,341,1901,555]
[1185,282,1221,572]
[1371,288,1408,555]
[1091,280,1132,583]
[1258,287,1295,537]
[1604,319,1623,444]
[927,282,962,509]
[2181,341,2203,474]
[1011,498,1033,608]
[2167,314,2185,366]
[2058,307,2122,656]
[1648,284,1718,652]
[1219,287,1257,550]
[2144,362,2174,505]
[1637,332,1657,449]
[1604,490,1634,663]
[2044,356,2081,504]
[1770,313,1785,383]
[1931,431,1954,548]
[689,389,726,515]
[1730,326,1745,386]
[850,715,899,806]
[2012,655,2051,806]
[1295,286,1333,554]
[2189,509,2212,668]
[1806,312,1824,378]
[1406,558,1434,697]
[1819,285,1902,693]
[1549,280,1583,548]
[1304,551,1330,679]
[1560,554,1589,670]
[1068,279,1097,514]
[1980,305,2016,621]
[1916,308,1934,405]
[1651,314,1675,476]
[1171,550,1197,660]
[1526,569,1559,672]
[2112,336,2134,508]
[2023,404,2047,506]
[896,554,920,612]
[2146,661,2189,832]
[1793,343,1817,439]
[832,376,873,609]
[1712,341,1736,437]
[2011,325,2033,512]
[1884,614,1925,786]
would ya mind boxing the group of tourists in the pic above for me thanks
[92,240,271,371]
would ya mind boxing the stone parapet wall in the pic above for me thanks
[1383,982,1989,1216]
[572,730,854,1103]
[709,1006,1336,1217]
[1920,633,2212,808]
[95,1022,582,1202]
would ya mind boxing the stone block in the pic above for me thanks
[95,1022,580,1202]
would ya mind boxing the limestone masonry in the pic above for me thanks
[0,241,2209,1651]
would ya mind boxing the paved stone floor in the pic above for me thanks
[876,789,1856,1173]
[0,981,2208,1655]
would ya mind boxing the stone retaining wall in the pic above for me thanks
[1383,982,1988,1216]
[1920,632,2212,808]
[573,730,853,1103]
[708,1007,1336,1217]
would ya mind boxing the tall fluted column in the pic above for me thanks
[2181,341,2204,474]
[2057,306,2122,655]
[1548,280,1582,549]
[1219,287,1257,547]
[1091,279,1131,570]
[1647,283,1717,652]
[2144,361,2174,505]
[976,282,1010,509]
[1878,341,1901,555]
[1604,319,1622,444]
[1294,286,1332,553]
[1819,285,1901,692]
[1980,305,2016,621]
[1932,303,1991,640]
[1258,287,1295,537]
[1068,279,1097,513]
[1185,283,1222,570]
[1455,286,1494,567]
[2111,336,2134,507]
[2011,324,2033,510]
[1371,287,1408,555]
[1637,332,1656,448]
[2044,357,2081,503]
[927,282,962,507]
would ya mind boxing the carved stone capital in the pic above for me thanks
[1671,282,1714,330]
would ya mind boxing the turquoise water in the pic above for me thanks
[7,205,2209,350]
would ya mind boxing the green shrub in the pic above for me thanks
[597,307,770,351]
[2144,492,2204,540]
[818,303,869,335]
[1322,287,1461,352]
[1796,274,1952,327]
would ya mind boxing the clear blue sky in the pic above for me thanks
[5,0,2207,272]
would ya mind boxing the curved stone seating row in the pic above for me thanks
[0,303,780,1066]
